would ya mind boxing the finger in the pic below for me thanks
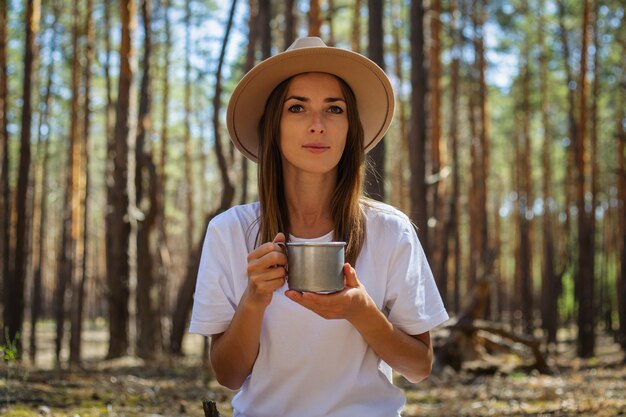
[248,245,288,269]
[255,276,287,292]
[250,265,287,283]
[285,291,322,310]
[273,232,286,244]
[343,263,359,288]
[247,242,277,262]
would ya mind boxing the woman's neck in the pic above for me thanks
[283,171,335,239]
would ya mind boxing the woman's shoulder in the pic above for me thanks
[208,202,260,231]
[361,199,414,233]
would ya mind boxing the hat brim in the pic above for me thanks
[226,45,395,163]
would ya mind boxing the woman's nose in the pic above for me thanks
[308,111,326,134]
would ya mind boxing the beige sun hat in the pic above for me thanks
[226,37,395,163]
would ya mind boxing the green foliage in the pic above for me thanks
[0,328,20,363]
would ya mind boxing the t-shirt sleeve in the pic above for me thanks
[188,221,238,336]
[384,219,449,335]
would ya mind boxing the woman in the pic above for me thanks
[190,37,448,417]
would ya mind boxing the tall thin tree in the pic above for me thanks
[135,0,161,359]
[30,0,62,362]
[157,0,172,351]
[408,0,428,248]
[0,0,10,310]
[67,0,86,366]
[365,0,386,201]
[576,0,595,358]
[538,0,559,345]
[5,0,41,353]
[106,0,136,359]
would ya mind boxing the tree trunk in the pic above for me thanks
[351,0,361,53]
[408,0,428,248]
[538,2,559,345]
[390,0,407,214]
[447,0,462,314]
[617,50,626,353]
[429,0,448,304]
[239,0,259,205]
[308,0,321,37]
[259,0,271,58]
[68,0,85,366]
[157,0,172,351]
[284,0,296,49]
[518,35,534,334]
[0,0,10,314]
[135,0,161,360]
[576,0,594,358]
[557,0,577,286]
[106,0,136,359]
[364,0,385,202]
[476,0,490,277]
[30,0,61,363]
[326,0,336,46]
[5,0,40,355]
[469,0,490,287]
[170,0,237,355]
[183,0,194,255]
[464,0,479,290]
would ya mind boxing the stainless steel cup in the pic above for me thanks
[285,242,346,293]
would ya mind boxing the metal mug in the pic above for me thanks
[284,241,346,293]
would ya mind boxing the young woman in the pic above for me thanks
[189,37,448,417]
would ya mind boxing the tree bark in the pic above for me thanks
[308,0,321,37]
[390,0,407,214]
[408,0,428,249]
[284,0,296,49]
[617,47,626,353]
[0,0,10,314]
[68,0,86,366]
[429,0,448,304]
[576,0,594,358]
[30,0,61,363]
[157,0,172,351]
[5,0,40,354]
[557,0,577,284]
[351,0,361,53]
[447,0,462,314]
[538,2,559,345]
[183,0,194,255]
[239,0,259,205]
[364,0,385,202]
[517,34,534,334]
[135,0,161,360]
[106,0,136,359]
[259,0,271,58]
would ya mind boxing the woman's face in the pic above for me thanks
[279,72,348,176]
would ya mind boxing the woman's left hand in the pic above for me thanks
[284,263,372,321]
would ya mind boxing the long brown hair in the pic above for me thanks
[256,74,366,265]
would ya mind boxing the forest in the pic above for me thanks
[1,0,625,416]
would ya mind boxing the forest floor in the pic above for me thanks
[1,321,625,417]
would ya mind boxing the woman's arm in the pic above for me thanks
[210,233,287,390]
[346,298,433,383]
[285,263,433,383]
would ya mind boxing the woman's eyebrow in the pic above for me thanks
[285,95,346,103]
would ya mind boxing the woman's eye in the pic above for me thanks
[288,104,304,113]
[328,105,344,114]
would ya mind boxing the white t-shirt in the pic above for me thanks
[189,201,448,417]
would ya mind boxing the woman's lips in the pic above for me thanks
[302,144,330,153]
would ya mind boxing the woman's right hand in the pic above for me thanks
[244,232,288,308]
